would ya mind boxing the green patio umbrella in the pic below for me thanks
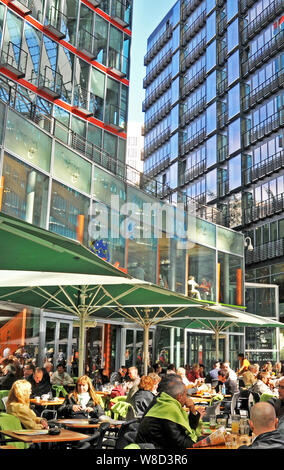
[158,304,284,361]
[0,212,147,375]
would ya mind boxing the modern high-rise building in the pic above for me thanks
[143,0,284,362]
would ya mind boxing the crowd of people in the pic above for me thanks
[1,350,284,450]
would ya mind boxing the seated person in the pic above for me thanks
[125,366,141,400]
[239,402,284,449]
[0,364,17,390]
[27,367,52,398]
[127,375,156,417]
[177,367,191,387]
[135,379,206,449]
[58,375,104,419]
[50,363,74,387]
[251,372,273,396]
[198,278,211,300]
[6,380,48,430]
[109,366,127,385]
[268,376,284,419]
[217,370,239,395]
[242,364,258,388]
[187,276,201,300]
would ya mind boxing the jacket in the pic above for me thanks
[27,375,52,398]
[127,389,155,417]
[0,373,17,390]
[136,392,201,449]
[273,398,284,419]
[239,429,284,449]
[58,394,104,419]
[7,402,44,430]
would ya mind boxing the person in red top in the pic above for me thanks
[187,364,203,385]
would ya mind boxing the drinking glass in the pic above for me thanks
[231,416,240,434]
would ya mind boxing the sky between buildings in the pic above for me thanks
[128,0,176,125]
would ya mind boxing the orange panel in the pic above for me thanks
[0,176,4,211]
[76,215,85,244]
[217,263,221,303]
[236,268,242,306]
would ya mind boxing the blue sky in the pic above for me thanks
[128,0,176,124]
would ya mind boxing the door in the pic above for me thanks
[41,317,73,374]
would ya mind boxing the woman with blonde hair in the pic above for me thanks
[6,380,48,429]
[58,375,104,419]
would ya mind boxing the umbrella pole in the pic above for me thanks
[78,286,88,377]
[215,328,219,361]
[143,323,149,376]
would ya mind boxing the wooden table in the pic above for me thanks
[0,428,89,448]
[30,398,65,407]
[57,418,123,430]
[191,434,252,449]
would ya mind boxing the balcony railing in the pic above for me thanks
[182,0,203,20]
[143,49,172,88]
[241,30,284,77]
[144,25,172,66]
[108,47,128,78]
[218,180,229,197]
[181,38,206,71]
[72,84,92,117]
[144,156,170,178]
[180,128,206,156]
[7,0,33,15]
[217,75,228,96]
[243,110,284,148]
[110,0,131,28]
[217,109,228,129]
[38,66,63,99]
[180,96,206,127]
[217,41,227,66]
[77,29,99,60]
[0,41,28,78]
[243,150,284,185]
[179,159,206,186]
[181,66,206,98]
[240,0,258,14]
[244,192,284,225]
[144,127,171,157]
[241,68,284,112]
[144,99,171,133]
[44,5,67,39]
[241,0,283,45]
[182,11,206,45]
[217,15,226,36]
[142,75,171,111]
[217,143,228,162]
[245,238,284,265]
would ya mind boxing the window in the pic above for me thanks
[229,154,242,191]
[228,84,240,119]
[227,19,239,53]
[228,50,239,85]
[206,102,217,135]
[228,119,241,155]
[206,41,216,73]
[90,68,105,121]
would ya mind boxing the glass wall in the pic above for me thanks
[187,243,216,301]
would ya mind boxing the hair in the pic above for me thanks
[24,363,35,372]
[153,363,162,373]
[4,364,16,375]
[72,375,100,406]
[157,374,183,394]
[57,363,65,369]
[218,370,229,379]
[191,363,199,370]
[34,367,44,375]
[238,353,244,358]
[7,380,32,407]
[167,364,176,371]
[139,375,155,391]
[162,379,185,399]
[147,372,161,385]
[177,367,186,376]
[257,371,269,381]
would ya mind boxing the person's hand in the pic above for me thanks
[72,405,82,412]
[195,406,206,418]
[40,418,49,429]
[85,407,94,412]
[185,397,196,413]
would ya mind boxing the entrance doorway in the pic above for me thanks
[40,316,73,374]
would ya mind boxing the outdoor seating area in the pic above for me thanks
[0,356,284,451]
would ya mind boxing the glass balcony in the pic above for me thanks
[180,96,206,127]
[241,68,284,112]
[142,75,171,110]
[72,85,92,117]
[180,128,206,156]
[143,49,172,87]
[110,0,131,28]
[77,29,99,61]
[240,0,258,14]
[243,149,284,185]
[144,156,170,178]
[244,192,284,224]
[217,41,227,66]
[217,75,228,96]
[144,127,171,157]
[105,103,126,132]
[7,0,33,15]
[241,0,283,44]
[144,99,171,133]
[181,38,206,72]
[182,10,206,45]
[108,47,128,78]
[182,0,203,20]
[144,25,172,66]
[243,110,284,148]
[241,30,284,77]
[44,6,67,40]
[218,180,229,197]
[217,142,228,162]
[245,238,284,265]
[0,42,28,78]
[181,66,206,98]
[180,160,206,185]
[38,66,63,99]
[217,109,228,129]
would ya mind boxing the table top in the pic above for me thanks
[57,418,123,429]
[191,433,252,450]
[0,428,89,444]
[0,444,18,449]
[30,398,65,406]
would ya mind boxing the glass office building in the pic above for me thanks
[143,0,284,364]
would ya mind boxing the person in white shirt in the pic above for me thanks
[188,276,201,300]
[221,362,238,381]
[50,363,74,386]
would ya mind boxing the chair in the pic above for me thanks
[103,418,140,449]
[202,401,221,421]
[110,400,136,420]
[76,422,111,450]
[0,391,9,412]
[40,409,57,421]
[1,396,8,411]
[230,392,240,416]
[52,385,68,397]
[0,412,29,449]
[248,392,260,415]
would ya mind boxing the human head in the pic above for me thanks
[162,379,187,407]
[157,374,183,395]
[191,363,199,372]
[75,375,100,405]
[7,379,32,407]
[3,364,16,376]
[213,361,220,370]
[218,370,229,383]
[238,353,244,360]
[139,375,155,392]
[33,367,44,384]
[221,362,231,372]
[128,366,139,380]
[56,363,65,375]
[249,402,278,436]
[23,363,35,379]
[249,364,259,375]
[257,371,269,383]
[153,363,162,374]
[147,372,161,392]
[278,376,284,400]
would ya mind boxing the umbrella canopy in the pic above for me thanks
[158,304,283,360]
